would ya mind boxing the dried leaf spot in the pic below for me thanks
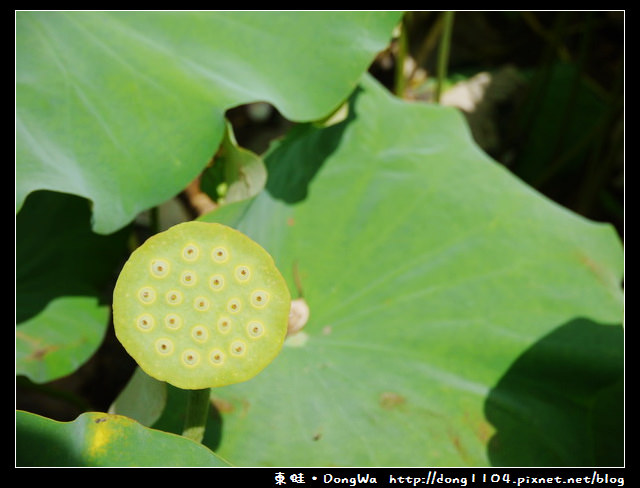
[182,244,200,261]
[165,313,182,330]
[235,265,251,282]
[182,349,200,367]
[217,317,232,334]
[28,345,59,361]
[227,298,241,314]
[230,340,246,356]
[165,290,183,305]
[211,397,234,413]
[181,270,197,286]
[380,392,406,410]
[209,274,225,291]
[155,338,174,356]
[138,286,156,304]
[247,321,264,338]
[194,296,210,312]
[136,313,155,332]
[250,290,269,308]
[212,246,229,263]
[191,325,209,343]
[150,259,170,278]
[209,349,225,366]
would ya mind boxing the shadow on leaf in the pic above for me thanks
[484,317,623,466]
[264,90,359,204]
[16,190,131,323]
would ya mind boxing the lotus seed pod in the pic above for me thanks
[113,221,291,390]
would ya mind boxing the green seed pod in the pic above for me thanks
[113,221,291,390]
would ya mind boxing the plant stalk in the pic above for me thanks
[394,16,408,98]
[182,387,211,443]
[435,11,455,104]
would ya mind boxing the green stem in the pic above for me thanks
[435,11,455,104]
[182,387,211,443]
[394,16,408,97]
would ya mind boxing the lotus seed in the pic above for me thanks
[209,349,224,365]
[155,338,174,355]
[165,313,182,330]
[227,298,241,313]
[180,270,197,286]
[182,244,199,261]
[182,349,200,366]
[209,274,225,291]
[235,265,251,282]
[194,296,210,312]
[217,317,231,334]
[251,290,269,308]
[112,221,291,390]
[150,259,170,278]
[166,290,183,305]
[191,325,209,343]
[136,314,155,332]
[247,321,264,338]
[138,286,156,304]
[230,340,246,356]
[212,247,229,263]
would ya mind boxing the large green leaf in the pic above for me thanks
[16,11,402,234]
[199,75,623,466]
[16,410,231,467]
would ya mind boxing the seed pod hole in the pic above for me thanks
[209,349,225,366]
[212,246,229,263]
[230,340,247,356]
[191,325,209,343]
[150,259,170,278]
[165,290,183,305]
[227,298,242,314]
[247,321,264,338]
[217,317,232,334]
[235,265,251,282]
[180,270,197,286]
[194,296,210,312]
[165,313,182,330]
[209,274,225,291]
[136,314,155,332]
[155,338,174,356]
[138,286,156,304]
[250,290,269,308]
[182,349,200,367]
[182,244,199,261]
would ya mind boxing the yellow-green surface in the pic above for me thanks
[16,410,230,467]
[113,221,290,390]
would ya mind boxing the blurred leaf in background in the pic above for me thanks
[393,11,623,235]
